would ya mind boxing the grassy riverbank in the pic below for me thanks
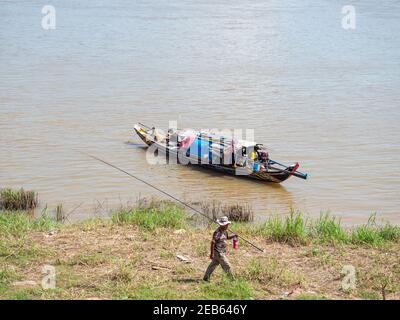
[0,202,399,300]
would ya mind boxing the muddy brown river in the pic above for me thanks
[1,1,399,224]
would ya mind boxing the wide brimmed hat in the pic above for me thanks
[216,216,231,226]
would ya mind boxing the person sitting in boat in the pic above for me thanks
[151,127,165,143]
[250,147,258,161]
[235,146,247,167]
[167,129,180,147]
[258,150,269,172]
[259,150,268,163]
[150,126,158,142]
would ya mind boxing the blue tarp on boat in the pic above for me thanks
[188,137,211,160]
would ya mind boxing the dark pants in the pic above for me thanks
[203,251,233,281]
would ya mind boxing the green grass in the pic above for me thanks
[5,287,45,300]
[109,263,134,284]
[0,211,58,270]
[0,198,398,300]
[174,264,197,276]
[296,293,329,300]
[351,225,382,245]
[0,268,21,290]
[311,213,349,244]
[195,243,208,256]
[61,252,110,267]
[118,284,182,300]
[0,238,56,267]
[244,258,303,287]
[74,218,110,231]
[110,275,254,300]
[0,188,38,211]
[378,223,400,241]
[0,211,58,237]
[112,203,187,231]
[359,290,381,300]
[259,209,308,245]
[199,276,254,299]
[350,215,400,246]
[232,211,399,247]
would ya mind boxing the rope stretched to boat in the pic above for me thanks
[84,152,264,253]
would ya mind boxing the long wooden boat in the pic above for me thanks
[133,123,307,183]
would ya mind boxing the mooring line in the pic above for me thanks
[83,152,264,253]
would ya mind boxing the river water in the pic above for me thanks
[1,1,399,224]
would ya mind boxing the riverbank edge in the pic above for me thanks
[0,204,399,300]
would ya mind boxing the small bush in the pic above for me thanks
[0,188,38,211]
[200,200,253,222]
[221,203,254,222]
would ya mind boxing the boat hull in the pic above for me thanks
[134,125,298,183]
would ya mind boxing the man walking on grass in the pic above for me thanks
[203,216,236,281]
